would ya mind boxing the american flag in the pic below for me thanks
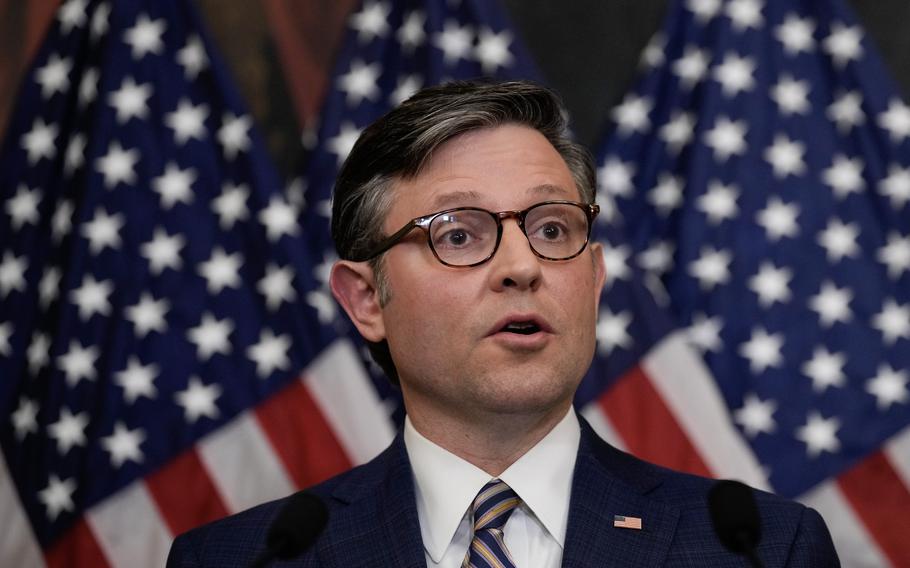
[582,0,910,565]
[0,0,537,566]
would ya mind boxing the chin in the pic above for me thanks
[474,368,579,416]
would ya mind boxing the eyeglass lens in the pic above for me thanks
[428,203,590,266]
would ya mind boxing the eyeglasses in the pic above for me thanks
[354,200,600,267]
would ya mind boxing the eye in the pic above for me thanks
[430,211,490,250]
[437,227,474,248]
[529,218,570,242]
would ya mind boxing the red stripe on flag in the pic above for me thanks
[260,0,358,124]
[597,365,713,478]
[255,377,353,488]
[45,517,110,568]
[144,449,230,535]
[837,451,910,567]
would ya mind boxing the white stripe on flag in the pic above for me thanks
[198,412,295,513]
[884,424,910,489]
[304,339,395,465]
[800,481,888,568]
[86,482,172,568]
[579,403,627,451]
[642,332,769,490]
[0,453,45,568]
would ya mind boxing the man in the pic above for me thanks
[168,81,839,567]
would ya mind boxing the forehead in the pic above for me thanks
[387,124,578,222]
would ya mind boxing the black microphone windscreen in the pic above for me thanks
[266,491,329,560]
[708,479,762,555]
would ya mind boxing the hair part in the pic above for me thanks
[331,80,595,385]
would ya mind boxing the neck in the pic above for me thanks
[404,400,571,476]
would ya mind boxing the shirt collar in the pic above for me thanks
[403,409,580,562]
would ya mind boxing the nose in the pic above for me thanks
[488,220,542,291]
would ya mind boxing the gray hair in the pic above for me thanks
[331,80,595,384]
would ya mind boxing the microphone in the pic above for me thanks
[248,491,329,568]
[708,480,764,568]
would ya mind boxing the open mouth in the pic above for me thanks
[500,321,542,335]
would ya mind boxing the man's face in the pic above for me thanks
[372,124,605,423]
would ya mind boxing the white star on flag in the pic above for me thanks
[37,475,76,521]
[108,77,152,123]
[11,398,38,440]
[198,247,243,294]
[809,281,853,327]
[764,134,806,178]
[338,60,383,106]
[801,347,847,393]
[165,98,209,144]
[397,11,426,53]
[115,356,159,404]
[153,162,196,209]
[247,329,292,378]
[175,377,222,423]
[141,228,185,275]
[125,293,169,337]
[827,90,865,132]
[187,313,234,361]
[871,299,910,345]
[795,412,841,458]
[672,46,710,89]
[749,262,792,308]
[101,422,146,468]
[35,54,72,99]
[0,252,28,298]
[48,408,90,454]
[259,197,300,242]
[212,183,250,229]
[879,164,910,208]
[823,22,863,68]
[433,20,474,65]
[57,340,100,386]
[475,28,514,73]
[756,197,800,241]
[866,364,909,410]
[704,116,748,161]
[349,0,391,43]
[739,327,784,374]
[817,218,860,262]
[123,13,166,59]
[5,185,42,230]
[258,264,297,311]
[595,309,633,355]
[877,99,910,143]
[81,207,124,253]
[95,141,139,188]
[69,275,113,321]
[734,394,777,438]
[775,13,815,55]
[688,246,732,290]
[21,119,58,164]
[217,113,252,159]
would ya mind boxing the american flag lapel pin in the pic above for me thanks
[613,515,643,530]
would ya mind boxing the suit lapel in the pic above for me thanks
[316,434,426,567]
[562,420,680,568]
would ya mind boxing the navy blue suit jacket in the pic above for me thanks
[167,418,839,567]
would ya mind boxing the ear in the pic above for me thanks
[329,260,386,342]
[589,242,607,312]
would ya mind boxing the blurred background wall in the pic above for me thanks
[1,0,908,178]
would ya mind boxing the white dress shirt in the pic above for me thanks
[403,408,580,568]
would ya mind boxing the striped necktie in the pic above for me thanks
[463,479,521,568]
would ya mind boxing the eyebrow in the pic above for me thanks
[429,190,484,210]
[428,184,572,211]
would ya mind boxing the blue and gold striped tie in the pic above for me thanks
[463,479,521,568]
